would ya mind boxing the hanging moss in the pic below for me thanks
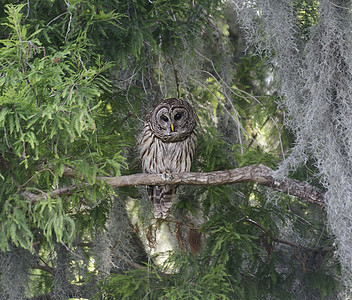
[234,0,352,291]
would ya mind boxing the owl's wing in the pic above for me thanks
[148,185,176,219]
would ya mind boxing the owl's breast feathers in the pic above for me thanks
[140,123,196,174]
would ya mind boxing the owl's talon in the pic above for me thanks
[161,171,173,181]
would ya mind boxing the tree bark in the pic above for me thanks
[26,165,325,207]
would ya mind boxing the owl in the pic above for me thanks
[139,98,197,218]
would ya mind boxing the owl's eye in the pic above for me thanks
[174,113,182,121]
[161,115,169,122]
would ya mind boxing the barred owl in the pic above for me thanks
[139,98,197,218]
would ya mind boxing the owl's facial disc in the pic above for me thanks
[149,99,196,142]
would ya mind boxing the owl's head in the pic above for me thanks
[148,98,196,142]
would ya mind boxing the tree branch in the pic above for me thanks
[25,165,325,207]
[99,165,325,206]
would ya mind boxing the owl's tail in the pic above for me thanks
[148,185,176,219]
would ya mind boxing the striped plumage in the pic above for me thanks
[139,98,197,218]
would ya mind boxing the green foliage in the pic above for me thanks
[0,195,33,251]
[98,256,233,300]
[293,0,319,38]
[0,3,124,252]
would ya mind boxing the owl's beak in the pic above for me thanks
[170,123,175,132]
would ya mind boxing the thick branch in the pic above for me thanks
[100,165,325,206]
[26,165,325,207]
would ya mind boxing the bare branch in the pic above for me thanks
[26,165,325,207]
[100,165,325,206]
[33,264,55,274]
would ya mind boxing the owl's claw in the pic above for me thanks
[161,170,174,181]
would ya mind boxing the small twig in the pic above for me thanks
[64,0,72,43]
[25,184,87,204]
[61,241,85,260]
[34,264,55,274]
[20,168,56,188]
[14,107,26,159]
[327,0,351,10]
[47,12,68,26]
[25,0,30,19]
